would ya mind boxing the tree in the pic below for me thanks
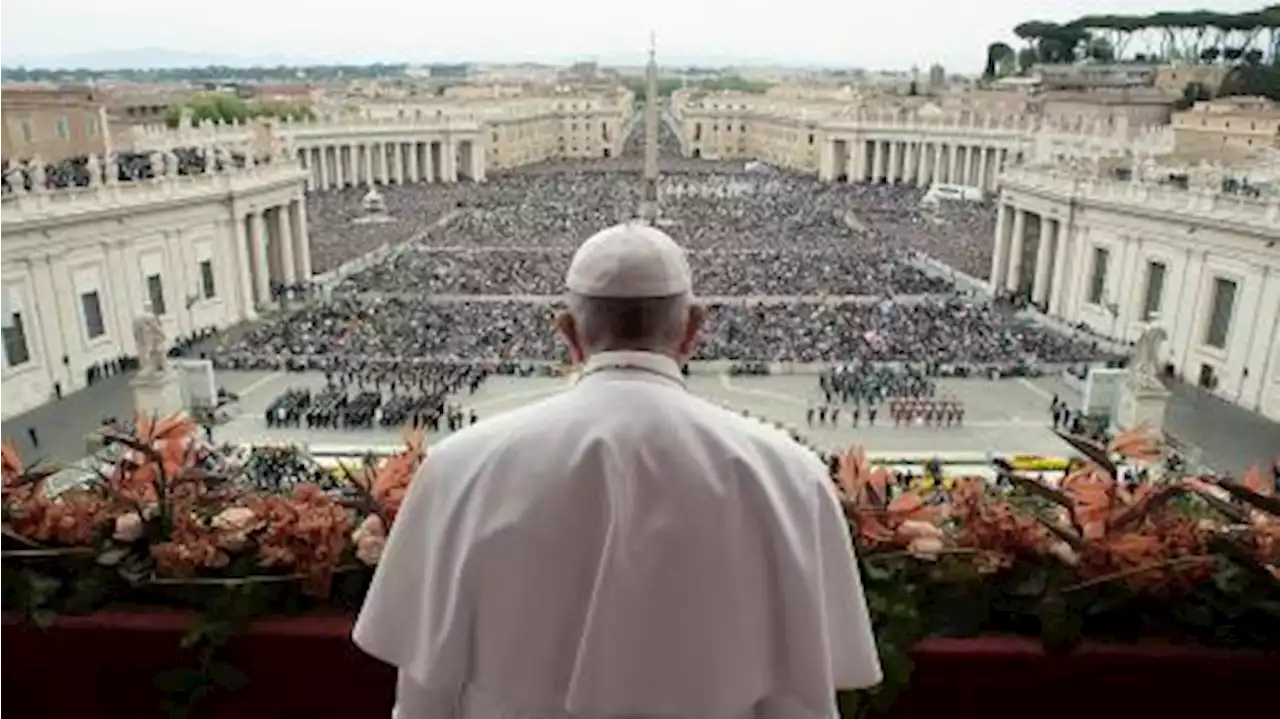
[1017,47,1038,75]
[984,42,1014,79]
[1086,36,1116,62]
[1174,82,1212,110]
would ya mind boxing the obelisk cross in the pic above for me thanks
[640,30,661,223]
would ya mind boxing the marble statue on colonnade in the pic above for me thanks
[1114,323,1171,433]
[4,165,26,195]
[85,153,102,187]
[130,305,185,417]
[133,308,170,378]
[28,156,47,191]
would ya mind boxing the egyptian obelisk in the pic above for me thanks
[639,31,661,224]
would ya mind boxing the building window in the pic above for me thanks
[1087,247,1110,305]
[55,116,70,140]
[1203,277,1237,350]
[81,291,106,339]
[199,260,217,299]
[1141,261,1166,321]
[2,310,31,367]
[146,274,167,315]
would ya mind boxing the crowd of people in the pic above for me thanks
[210,294,1104,369]
[197,117,1112,417]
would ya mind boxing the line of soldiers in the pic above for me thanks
[889,398,965,427]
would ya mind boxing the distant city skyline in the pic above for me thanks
[1,0,1266,74]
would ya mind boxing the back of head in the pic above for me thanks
[558,222,703,361]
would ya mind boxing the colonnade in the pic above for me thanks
[839,138,1015,192]
[296,137,483,192]
[989,203,1070,314]
[233,197,311,319]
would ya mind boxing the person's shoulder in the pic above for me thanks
[689,398,829,482]
[428,389,574,459]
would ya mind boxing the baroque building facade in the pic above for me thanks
[671,88,1280,420]
[1,159,310,419]
[0,87,634,419]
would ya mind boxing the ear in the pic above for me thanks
[555,310,586,365]
[676,303,705,361]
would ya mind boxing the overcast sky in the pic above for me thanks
[0,0,1264,72]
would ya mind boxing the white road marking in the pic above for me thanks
[237,372,285,398]
[1017,378,1053,401]
[718,374,809,406]
[465,381,570,412]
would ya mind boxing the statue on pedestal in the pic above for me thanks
[85,154,102,187]
[4,166,27,195]
[164,151,180,178]
[104,152,120,184]
[133,309,169,378]
[1127,325,1168,393]
[148,151,166,179]
[28,157,47,192]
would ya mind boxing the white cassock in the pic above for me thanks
[355,351,882,719]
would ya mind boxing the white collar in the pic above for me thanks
[575,351,685,388]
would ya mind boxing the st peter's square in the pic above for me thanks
[2,2,1278,717]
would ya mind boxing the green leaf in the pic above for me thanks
[1039,591,1082,654]
[97,547,130,566]
[1009,566,1049,598]
[154,668,205,696]
[30,608,57,629]
[206,661,248,692]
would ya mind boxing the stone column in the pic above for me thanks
[232,214,257,321]
[301,147,314,192]
[914,143,927,185]
[976,147,988,191]
[362,144,374,186]
[291,198,313,281]
[1049,221,1071,316]
[443,140,458,182]
[852,140,866,182]
[888,141,900,184]
[1032,214,1055,304]
[949,144,961,184]
[407,142,420,183]
[318,147,330,190]
[871,141,884,182]
[392,143,404,184]
[250,211,271,308]
[990,203,1010,292]
[470,142,485,182]
[1006,208,1026,291]
[380,143,392,184]
[277,204,296,285]
[961,146,973,186]
[337,145,349,188]
[31,255,70,390]
[932,144,944,184]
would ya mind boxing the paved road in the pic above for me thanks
[1032,374,1278,478]
[5,365,1274,481]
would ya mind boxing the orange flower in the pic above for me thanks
[6,489,110,547]
[834,446,945,549]
[370,428,426,523]
[109,411,200,502]
[1108,428,1162,464]
[248,484,354,595]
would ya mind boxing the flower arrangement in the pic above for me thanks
[3,418,1277,717]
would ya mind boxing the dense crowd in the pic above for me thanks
[846,184,997,280]
[200,118,1104,378]
[209,296,1103,368]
